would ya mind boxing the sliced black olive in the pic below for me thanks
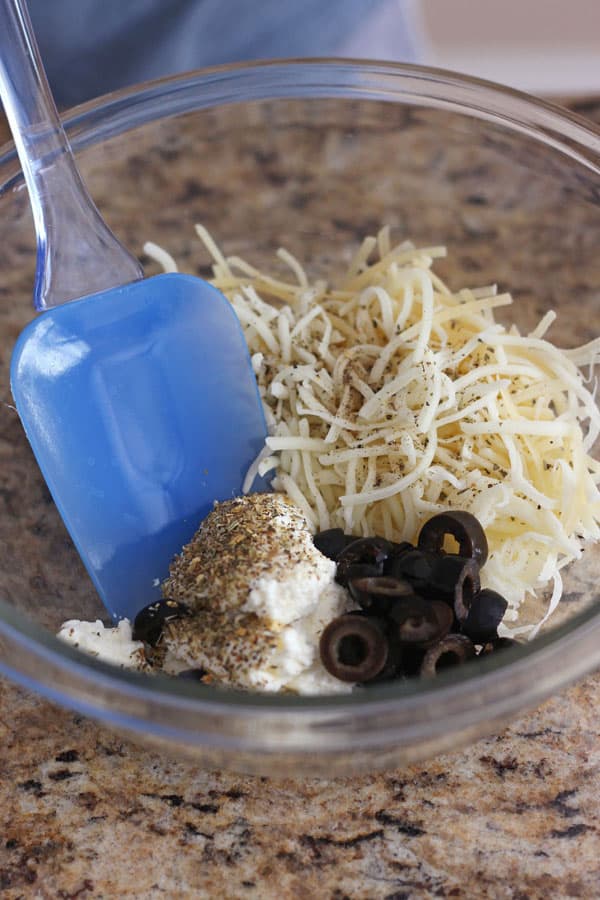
[313,528,355,561]
[452,560,480,622]
[388,597,453,646]
[421,555,480,622]
[420,634,476,677]
[418,510,489,567]
[348,575,415,613]
[132,598,191,646]
[461,588,508,644]
[396,643,427,678]
[366,638,404,683]
[319,614,389,683]
[177,668,207,681]
[344,562,383,585]
[388,594,430,624]
[382,541,414,575]
[391,540,414,555]
[352,629,426,682]
[479,637,519,655]
[492,637,517,650]
[384,548,437,588]
[366,633,428,682]
[398,600,454,647]
[335,537,393,586]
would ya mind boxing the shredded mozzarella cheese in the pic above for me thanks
[143,230,600,636]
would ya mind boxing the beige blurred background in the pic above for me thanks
[417,0,600,95]
[1,0,599,132]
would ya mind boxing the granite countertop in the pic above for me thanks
[2,97,600,898]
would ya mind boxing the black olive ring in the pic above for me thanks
[319,614,389,683]
[461,588,508,644]
[348,574,415,612]
[418,510,489,567]
[392,599,454,647]
[420,634,476,677]
[335,536,394,586]
[132,597,191,646]
[430,555,481,622]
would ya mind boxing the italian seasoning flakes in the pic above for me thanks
[160,493,352,691]
[162,493,322,610]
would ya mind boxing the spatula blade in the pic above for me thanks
[10,273,268,621]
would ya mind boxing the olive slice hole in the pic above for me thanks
[443,535,461,555]
[338,634,369,667]
[435,650,463,671]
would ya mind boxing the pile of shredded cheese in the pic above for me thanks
[145,227,600,637]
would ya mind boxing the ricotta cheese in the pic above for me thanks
[57,618,147,670]
[57,494,355,694]
[161,493,355,693]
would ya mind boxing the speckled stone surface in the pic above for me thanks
[2,96,600,898]
[2,674,600,898]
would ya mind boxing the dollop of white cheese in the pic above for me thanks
[57,618,146,670]
[162,494,357,694]
[243,580,354,694]
[56,495,357,694]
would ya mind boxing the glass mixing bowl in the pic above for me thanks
[1,60,600,776]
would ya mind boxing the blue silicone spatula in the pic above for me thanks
[3,0,267,621]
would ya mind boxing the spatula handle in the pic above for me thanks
[0,0,143,310]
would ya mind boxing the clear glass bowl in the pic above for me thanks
[1,60,600,776]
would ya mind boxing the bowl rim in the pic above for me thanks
[2,56,600,174]
[2,56,600,756]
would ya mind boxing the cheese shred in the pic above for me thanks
[144,230,600,636]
